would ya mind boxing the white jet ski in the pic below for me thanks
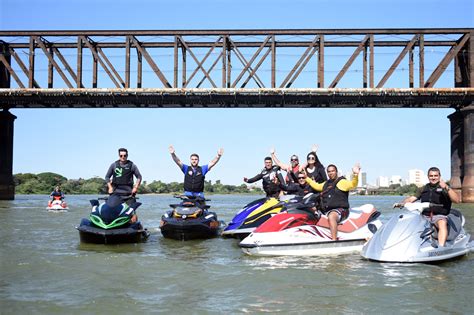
[239,203,382,256]
[361,202,473,263]
[46,198,69,212]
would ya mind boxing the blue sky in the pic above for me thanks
[2,0,473,185]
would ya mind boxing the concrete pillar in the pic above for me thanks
[0,109,16,200]
[448,110,464,198]
[461,104,474,203]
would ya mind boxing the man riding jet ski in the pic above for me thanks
[77,194,149,244]
[361,202,473,263]
[46,186,68,211]
[239,193,382,256]
[160,195,221,240]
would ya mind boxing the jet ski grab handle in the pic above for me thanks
[403,202,442,213]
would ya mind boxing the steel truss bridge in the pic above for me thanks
[0,29,473,200]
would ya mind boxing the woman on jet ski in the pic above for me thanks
[299,145,327,184]
[394,167,460,247]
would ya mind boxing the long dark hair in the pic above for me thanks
[306,152,323,168]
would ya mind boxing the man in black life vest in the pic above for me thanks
[105,148,142,197]
[305,163,360,240]
[169,145,224,198]
[396,167,460,247]
[244,157,285,198]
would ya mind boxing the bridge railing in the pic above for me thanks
[0,29,472,90]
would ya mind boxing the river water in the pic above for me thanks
[0,195,473,314]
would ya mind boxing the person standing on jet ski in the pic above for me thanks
[270,148,300,183]
[244,157,285,198]
[395,167,460,247]
[304,163,360,240]
[169,145,224,198]
[105,148,142,197]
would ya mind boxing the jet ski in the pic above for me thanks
[76,194,149,244]
[239,200,382,256]
[361,202,473,263]
[46,197,69,212]
[221,197,267,238]
[223,195,296,240]
[160,195,221,240]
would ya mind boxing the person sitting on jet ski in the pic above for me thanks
[169,145,224,198]
[279,173,316,197]
[49,185,65,203]
[270,148,300,184]
[105,148,142,197]
[299,145,327,184]
[304,163,360,240]
[394,167,460,247]
[244,157,285,198]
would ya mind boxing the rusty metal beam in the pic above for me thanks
[280,36,319,88]
[1,29,472,37]
[130,36,171,88]
[376,35,418,88]
[425,33,470,88]
[9,49,39,88]
[0,54,24,88]
[329,35,369,88]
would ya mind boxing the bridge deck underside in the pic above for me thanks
[1,88,472,108]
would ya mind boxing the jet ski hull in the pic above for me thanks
[160,212,221,240]
[361,208,473,263]
[239,204,382,256]
[77,220,149,244]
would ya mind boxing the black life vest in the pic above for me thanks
[320,177,349,212]
[112,160,134,187]
[261,166,281,196]
[184,165,205,193]
[419,184,451,216]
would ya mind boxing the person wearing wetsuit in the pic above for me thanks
[105,148,142,197]
[244,157,285,198]
[305,163,360,240]
[169,145,223,198]
[397,167,460,247]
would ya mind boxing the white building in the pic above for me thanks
[376,176,389,188]
[390,175,403,186]
[408,169,427,187]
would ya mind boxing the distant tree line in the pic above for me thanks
[366,184,423,196]
[13,172,263,195]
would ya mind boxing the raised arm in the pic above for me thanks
[439,178,461,203]
[169,145,183,169]
[208,148,224,171]
[270,148,289,171]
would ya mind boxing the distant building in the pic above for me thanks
[376,176,389,188]
[408,169,426,187]
[390,175,403,186]
[359,172,367,187]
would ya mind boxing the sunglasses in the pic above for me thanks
[291,159,298,162]
[298,177,306,180]
[120,154,128,157]
[307,157,315,160]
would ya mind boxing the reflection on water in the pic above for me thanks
[0,195,473,314]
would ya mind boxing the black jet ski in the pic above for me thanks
[76,194,149,244]
[160,195,221,240]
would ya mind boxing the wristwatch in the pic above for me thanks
[445,186,451,192]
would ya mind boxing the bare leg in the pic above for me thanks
[328,212,339,240]
[436,219,448,247]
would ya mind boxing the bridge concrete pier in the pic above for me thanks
[0,109,16,200]
[461,105,474,202]
[449,110,464,197]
